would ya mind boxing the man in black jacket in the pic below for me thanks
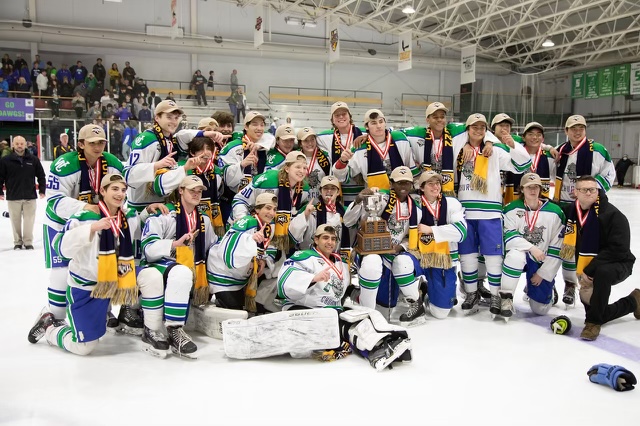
[0,136,46,250]
[564,176,640,340]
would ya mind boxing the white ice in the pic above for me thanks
[1,179,639,426]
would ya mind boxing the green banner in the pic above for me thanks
[613,64,630,96]
[571,72,584,98]
[585,71,599,99]
[598,67,613,97]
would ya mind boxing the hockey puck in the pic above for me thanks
[550,315,572,335]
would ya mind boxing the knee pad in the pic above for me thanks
[359,255,382,282]
[529,299,552,316]
[71,339,99,356]
[428,304,450,319]
[391,253,414,276]
[137,268,164,297]
[166,265,194,293]
[459,254,479,273]
[503,250,526,269]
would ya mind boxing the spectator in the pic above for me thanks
[227,92,237,123]
[615,155,635,188]
[230,69,238,92]
[115,101,132,121]
[15,76,31,98]
[191,70,207,106]
[34,54,44,69]
[137,102,152,122]
[234,87,246,123]
[6,65,18,92]
[46,61,56,81]
[121,120,139,160]
[100,89,115,110]
[133,78,149,99]
[72,82,88,98]
[31,62,41,93]
[207,70,214,98]
[70,60,88,87]
[14,53,27,72]
[0,135,46,250]
[102,104,115,120]
[87,101,102,120]
[0,75,8,98]
[117,83,129,101]
[18,63,31,87]
[1,53,13,70]
[59,76,73,98]
[53,133,74,159]
[36,70,48,96]
[49,80,60,117]
[132,94,144,118]
[92,58,106,88]
[110,119,124,158]
[85,73,99,105]
[165,91,175,101]
[72,92,85,118]
[26,141,38,157]
[108,63,120,91]
[122,61,136,82]
[56,64,71,85]
[0,140,10,157]
[147,91,162,109]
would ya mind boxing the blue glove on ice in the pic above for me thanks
[588,364,636,392]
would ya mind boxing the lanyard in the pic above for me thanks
[196,153,215,175]
[575,200,590,227]
[313,248,343,280]
[256,216,272,248]
[530,146,543,172]
[186,210,198,234]
[369,132,392,161]
[98,201,122,237]
[396,198,412,221]
[525,200,546,232]
[429,129,443,161]
[88,158,101,195]
[568,137,587,155]
[421,195,439,225]
[306,148,317,176]
[334,127,353,151]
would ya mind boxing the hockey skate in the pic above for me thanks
[500,293,515,322]
[368,336,412,372]
[141,327,170,359]
[167,326,198,359]
[461,290,480,315]
[477,280,491,306]
[489,294,501,319]
[106,310,119,334]
[340,284,361,307]
[28,311,55,344]
[399,296,427,326]
[562,282,576,309]
[552,286,559,306]
[117,305,144,336]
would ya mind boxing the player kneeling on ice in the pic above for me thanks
[28,174,153,355]
[347,166,424,320]
[137,175,217,358]
[224,224,412,371]
[408,171,467,320]
[207,192,278,312]
[498,173,565,321]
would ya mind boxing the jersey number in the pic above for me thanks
[47,175,60,190]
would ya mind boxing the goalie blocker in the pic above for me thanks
[222,307,412,371]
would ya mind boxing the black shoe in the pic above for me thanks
[14,245,22,250]
[28,312,55,344]
[24,245,34,250]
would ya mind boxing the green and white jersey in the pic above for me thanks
[52,208,142,289]
[503,199,565,282]
[45,151,123,231]
[556,140,614,204]
[277,248,350,310]
[207,215,277,293]
[402,123,466,169]
[217,133,275,193]
[124,130,170,211]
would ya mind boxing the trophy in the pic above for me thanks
[355,192,394,255]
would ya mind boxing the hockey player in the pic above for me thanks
[138,175,217,358]
[263,124,297,171]
[150,136,225,237]
[316,101,364,204]
[297,126,331,201]
[207,192,278,311]
[225,224,412,371]
[28,174,152,354]
[333,109,418,194]
[347,166,423,317]
[231,151,310,251]
[41,124,125,329]
[554,115,616,307]
[499,173,565,320]
[175,116,227,154]
[217,111,276,195]
[289,175,358,260]
[406,171,467,320]
[454,113,531,315]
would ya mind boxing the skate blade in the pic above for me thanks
[374,339,412,372]
[170,347,198,360]
[503,316,511,323]
[121,325,143,336]
[143,346,169,359]
[462,306,480,316]
[401,315,428,328]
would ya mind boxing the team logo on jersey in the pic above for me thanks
[461,160,475,180]
[235,147,243,156]
[566,163,577,180]
[431,159,442,174]
[54,158,70,173]
[387,214,404,235]
[254,174,267,185]
[516,210,525,218]
[383,158,392,175]
[267,154,276,164]
[308,169,321,189]
[524,225,546,245]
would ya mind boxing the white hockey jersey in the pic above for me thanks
[276,248,350,310]
[419,196,468,265]
[217,133,276,193]
[502,199,565,282]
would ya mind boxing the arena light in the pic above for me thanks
[542,39,555,47]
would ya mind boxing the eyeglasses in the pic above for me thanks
[576,187,598,194]
[424,181,442,187]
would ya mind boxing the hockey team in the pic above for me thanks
[26,99,640,369]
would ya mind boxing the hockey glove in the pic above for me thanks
[588,364,636,392]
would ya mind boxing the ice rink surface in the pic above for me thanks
[1,184,639,426]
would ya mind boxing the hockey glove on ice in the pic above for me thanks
[588,364,636,392]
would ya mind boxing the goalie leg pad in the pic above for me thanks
[339,307,408,352]
[188,304,248,339]
[222,308,340,359]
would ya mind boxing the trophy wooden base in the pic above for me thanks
[354,219,394,255]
